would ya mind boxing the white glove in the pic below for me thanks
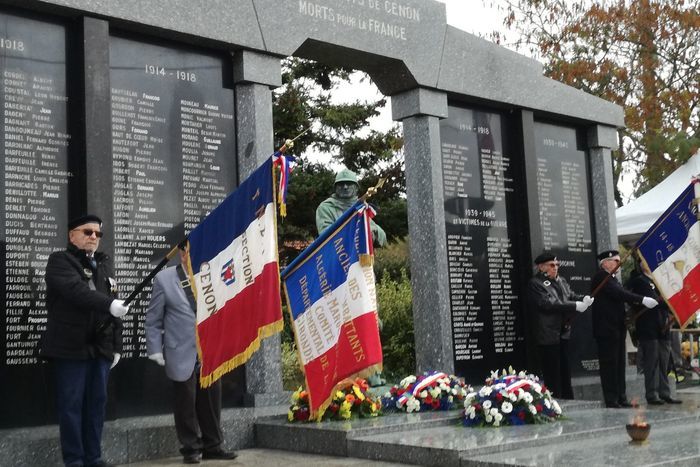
[575,301,589,313]
[149,352,165,366]
[582,295,594,307]
[109,299,129,318]
[111,353,121,369]
[642,297,659,309]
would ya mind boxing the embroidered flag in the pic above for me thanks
[636,179,700,329]
[185,157,283,387]
[281,200,383,419]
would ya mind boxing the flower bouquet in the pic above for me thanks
[463,368,563,427]
[287,378,382,422]
[383,371,473,413]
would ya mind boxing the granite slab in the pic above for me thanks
[466,421,700,466]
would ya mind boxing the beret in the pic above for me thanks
[534,252,557,264]
[68,214,102,230]
[597,249,620,261]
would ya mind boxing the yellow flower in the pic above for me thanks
[287,410,294,422]
[353,385,366,401]
[340,400,353,419]
[292,387,303,402]
[336,390,345,400]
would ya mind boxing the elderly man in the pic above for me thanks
[315,168,387,246]
[591,249,658,408]
[145,245,237,464]
[41,214,128,467]
[527,252,593,399]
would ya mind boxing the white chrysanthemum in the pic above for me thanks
[465,391,477,403]
[518,371,527,378]
[544,399,551,409]
[469,411,476,419]
[419,390,428,399]
[490,408,499,416]
[553,400,562,415]
[495,412,503,423]
[429,387,441,399]
[523,393,533,404]
[490,370,500,379]
[448,395,453,404]
[406,397,421,413]
[465,405,475,416]
[479,386,493,397]
[485,414,493,423]
[529,404,537,415]
[501,402,513,414]
[400,375,416,387]
[440,383,450,391]
[451,387,458,395]
[509,393,517,402]
[482,399,492,410]
[532,383,542,394]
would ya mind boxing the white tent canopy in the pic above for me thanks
[616,151,700,243]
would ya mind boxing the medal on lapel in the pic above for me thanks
[83,268,93,279]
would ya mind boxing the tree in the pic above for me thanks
[272,58,408,252]
[489,0,700,204]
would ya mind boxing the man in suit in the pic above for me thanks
[591,249,658,408]
[527,252,594,399]
[145,245,237,464]
[41,214,128,467]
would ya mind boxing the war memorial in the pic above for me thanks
[1,0,700,465]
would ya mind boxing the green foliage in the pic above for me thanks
[376,269,415,381]
[374,237,411,282]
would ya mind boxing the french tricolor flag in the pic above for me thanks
[636,179,700,329]
[186,157,283,387]
[282,200,383,418]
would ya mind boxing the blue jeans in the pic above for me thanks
[53,358,111,466]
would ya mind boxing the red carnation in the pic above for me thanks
[536,404,543,413]
[518,411,526,420]
[496,393,503,402]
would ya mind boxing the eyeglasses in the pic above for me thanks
[544,262,560,268]
[73,228,103,238]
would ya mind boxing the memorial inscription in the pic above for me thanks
[441,106,525,380]
[1,14,70,367]
[109,36,235,359]
[532,122,598,374]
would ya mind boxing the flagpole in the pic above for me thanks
[122,240,186,306]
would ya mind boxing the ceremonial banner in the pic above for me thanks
[186,157,283,387]
[282,201,383,418]
[636,180,700,329]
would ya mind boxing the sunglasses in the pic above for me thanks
[73,228,103,238]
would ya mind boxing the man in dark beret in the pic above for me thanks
[527,251,594,399]
[41,214,129,467]
[591,249,658,408]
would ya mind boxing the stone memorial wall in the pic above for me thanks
[530,122,598,374]
[440,106,526,380]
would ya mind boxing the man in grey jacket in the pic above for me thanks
[527,252,594,399]
[145,245,236,464]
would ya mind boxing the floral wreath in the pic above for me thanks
[382,371,473,413]
[287,378,382,422]
[463,367,563,427]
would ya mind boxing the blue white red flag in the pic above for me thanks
[185,157,283,387]
[636,179,700,329]
[281,200,383,418]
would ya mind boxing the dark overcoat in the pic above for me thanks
[40,243,122,360]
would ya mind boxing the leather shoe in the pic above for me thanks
[182,452,201,464]
[661,397,682,404]
[647,398,665,405]
[605,402,621,408]
[202,448,238,460]
[618,401,634,408]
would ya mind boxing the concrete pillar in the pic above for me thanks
[391,87,452,373]
[233,50,287,406]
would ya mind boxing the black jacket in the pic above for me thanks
[590,268,644,339]
[625,271,670,341]
[40,243,122,360]
[527,272,581,345]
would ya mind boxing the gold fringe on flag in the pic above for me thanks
[359,253,374,268]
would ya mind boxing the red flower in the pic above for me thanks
[397,388,406,396]
[496,393,503,402]
[536,404,543,413]
[329,403,339,413]
[432,399,440,409]
[518,411,526,420]
[425,395,433,404]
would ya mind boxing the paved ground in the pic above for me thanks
[120,448,410,466]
